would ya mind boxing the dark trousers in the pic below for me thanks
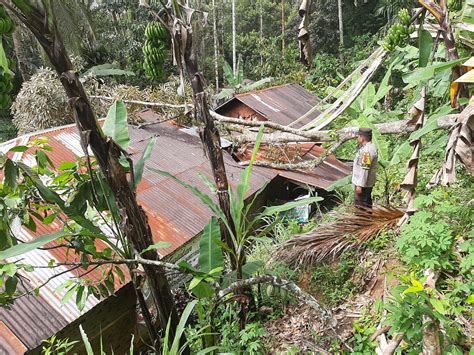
[355,187,373,208]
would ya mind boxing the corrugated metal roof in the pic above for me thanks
[215,83,322,128]
[0,110,350,350]
[0,321,27,354]
[0,112,277,351]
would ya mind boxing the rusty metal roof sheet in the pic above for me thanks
[215,83,322,128]
[0,113,276,350]
[0,109,350,350]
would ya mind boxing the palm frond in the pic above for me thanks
[276,206,403,268]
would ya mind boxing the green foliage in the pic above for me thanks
[348,310,380,354]
[0,230,70,260]
[306,52,344,98]
[397,186,473,271]
[198,217,224,274]
[133,135,156,189]
[0,113,16,142]
[403,57,467,89]
[397,210,454,270]
[153,126,323,284]
[103,100,130,150]
[79,325,94,355]
[384,274,465,352]
[162,300,198,355]
[215,55,273,100]
[418,29,433,68]
[41,335,78,355]
[238,322,267,354]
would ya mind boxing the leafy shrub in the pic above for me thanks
[385,274,464,353]
[239,322,267,354]
[397,210,454,270]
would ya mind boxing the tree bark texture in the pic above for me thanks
[338,0,344,48]
[232,0,236,75]
[174,11,237,269]
[212,0,219,91]
[3,0,179,341]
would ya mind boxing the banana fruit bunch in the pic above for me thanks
[143,22,169,81]
[383,9,415,52]
[0,6,15,35]
[0,67,13,109]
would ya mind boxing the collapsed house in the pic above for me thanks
[0,93,350,353]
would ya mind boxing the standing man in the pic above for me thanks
[352,128,378,208]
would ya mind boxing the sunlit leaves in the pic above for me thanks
[103,100,130,150]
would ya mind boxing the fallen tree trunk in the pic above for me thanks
[88,95,460,145]
[231,115,459,144]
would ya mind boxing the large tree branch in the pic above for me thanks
[248,140,344,170]
[232,115,458,145]
[88,96,459,144]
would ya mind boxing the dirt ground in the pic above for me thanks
[263,254,400,353]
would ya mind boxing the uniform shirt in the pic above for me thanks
[352,141,378,187]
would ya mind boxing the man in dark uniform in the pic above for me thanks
[352,128,378,208]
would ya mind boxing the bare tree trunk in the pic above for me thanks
[212,0,219,91]
[259,0,263,67]
[281,0,285,51]
[232,0,236,74]
[338,0,344,59]
[11,23,29,81]
[175,12,238,269]
[3,0,180,345]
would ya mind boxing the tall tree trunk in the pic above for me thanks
[281,0,285,51]
[259,0,263,67]
[170,3,238,269]
[338,0,344,55]
[10,22,29,81]
[232,0,236,75]
[3,0,180,347]
[212,0,219,91]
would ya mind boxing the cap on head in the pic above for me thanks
[358,127,372,141]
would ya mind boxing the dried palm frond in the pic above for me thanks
[276,206,403,268]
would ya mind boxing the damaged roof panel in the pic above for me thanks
[215,83,322,128]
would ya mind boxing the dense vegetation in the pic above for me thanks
[0,0,472,354]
